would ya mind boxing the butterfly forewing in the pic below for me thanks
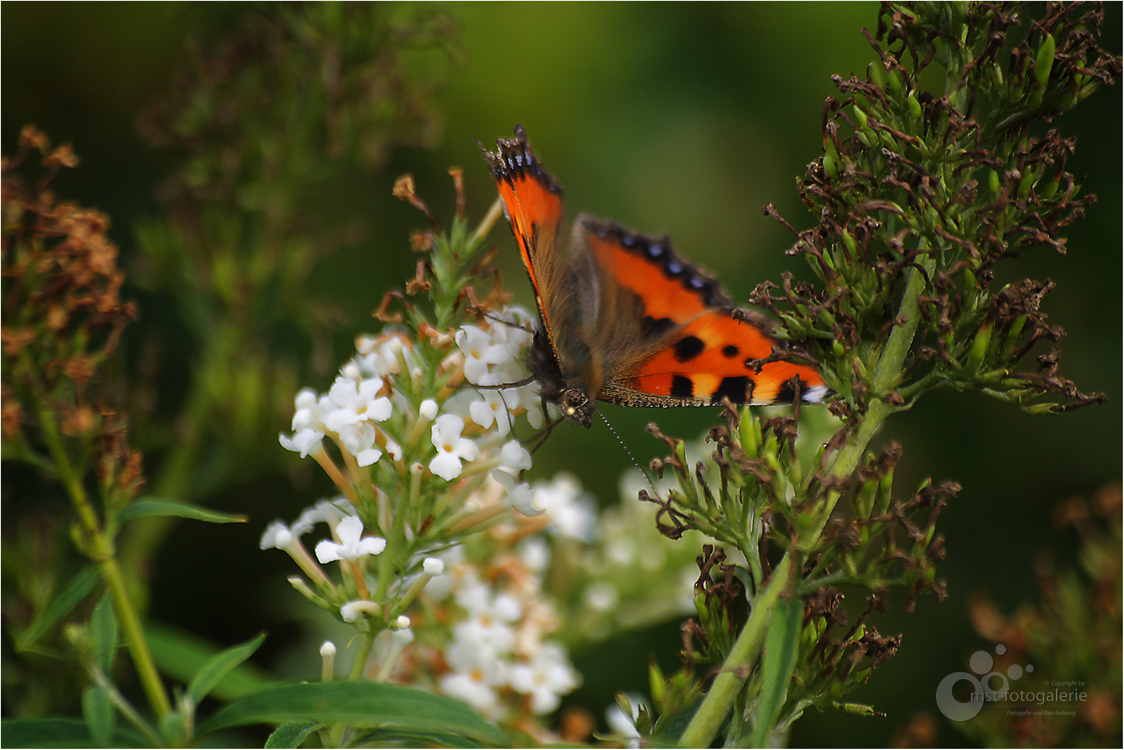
[482,126,567,349]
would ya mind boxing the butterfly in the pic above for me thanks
[481,125,829,429]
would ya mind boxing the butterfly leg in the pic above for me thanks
[524,405,566,454]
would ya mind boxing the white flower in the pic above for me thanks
[394,614,411,630]
[385,438,402,462]
[279,428,324,458]
[499,440,532,474]
[292,497,357,536]
[320,641,336,657]
[452,588,522,656]
[355,336,408,377]
[260,520,294,550]
[519,383,545,429]
[440,390,483,422]
[493,308,534,358]
[429,414,480,481]
[456,326,514,386]
[340,599,380,623]
[518,538,551,573]
[510,642,581,715]
[423,557,445,576]
[493,470,535,514]
[337,421,382,466]
[438,666,503,720]
[323,376,392,433]
[419,399,438,420]
[439,633,510,720]
[315,516,387,563]
[468,391,515,436]
[290,388,322,429]
[528,473,596,541]
[341,362,362,381]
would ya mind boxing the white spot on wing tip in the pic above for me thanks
[803,385,830,404]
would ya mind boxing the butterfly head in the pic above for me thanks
[559,388,594,428]
[526,327,596,429]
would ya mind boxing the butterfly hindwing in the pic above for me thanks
[573,218,828,407]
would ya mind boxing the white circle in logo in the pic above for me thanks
[936,672,984,722]
[969,650,993,674]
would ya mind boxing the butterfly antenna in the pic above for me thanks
[595,407,656,492]
[497,388,516,435]
[468,305,536,335]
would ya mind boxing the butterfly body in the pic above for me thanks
[483,126,829,428]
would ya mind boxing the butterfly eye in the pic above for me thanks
[562,390,587,411]
[560,389,593,428]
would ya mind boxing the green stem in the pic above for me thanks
[91,669,164,747]
[678,258,935,747]
[347,631,376,681]
[678,553,794,748]
[35,402,173,724]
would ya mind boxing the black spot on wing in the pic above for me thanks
[722,345,739,358]
[711,376,751,405]
[670,375,694,399]
[641,315,675,340]
[672,335,705,363]
[774,378,803,403]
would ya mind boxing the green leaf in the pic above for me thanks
[91,593,118,676]
[82,685,116,747]
[750,594,802,747]
[264,720,322,749]
[188,631,268,705]
[17,565,100,652]
[1,718,144,748]
[197,682,507,746]
[146,622,273,703]
[352,726,485,748]
[118,498,247,525]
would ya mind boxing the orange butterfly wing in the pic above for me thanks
[481,125,566,350]
[578,220,829,407]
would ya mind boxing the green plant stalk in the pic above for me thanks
[90,668,164,747]
[678,259,934,747]
[33,399,174,724]
[347,631,376,681]
[679,551,794,748]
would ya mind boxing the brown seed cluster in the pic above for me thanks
[2,126,142,494]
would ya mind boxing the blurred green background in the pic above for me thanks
[3,3,1119,746]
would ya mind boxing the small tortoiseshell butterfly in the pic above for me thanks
[482,126,829,428]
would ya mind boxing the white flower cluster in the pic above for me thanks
[259,496,385,595]
[446,306,545,433]
[278,309,545,489]
[279,334,412,466]
[423,547,581,721]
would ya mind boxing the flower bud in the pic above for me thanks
[1034,33,1056,89]
[907,90,922,122]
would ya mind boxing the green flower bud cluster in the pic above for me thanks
[751,3,1115,419]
